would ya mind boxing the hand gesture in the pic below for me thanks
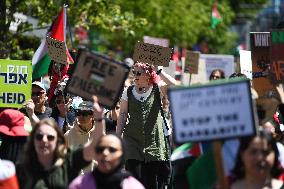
[276,83,284,103]
[23,99,35,117]
[92,96,104,121]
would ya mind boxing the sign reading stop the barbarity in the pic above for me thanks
[67,49,130,109]
[0,59,32,108]
[46,36,67,64]
[270,29,284,83]
[168,79,256,143]
[133,41,172,67]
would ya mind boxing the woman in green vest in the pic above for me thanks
[117,62,177,189]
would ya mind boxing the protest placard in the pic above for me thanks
[184,51,200,74]
[143,36,169,47]
[250,32,275,97]
[133,41,172,67]
[239,50,252,79]
[46,36,67,64]
[0,59,32,108]
[67,49,130,109]
[200,54,234,80]
[270,29,284,83]
[168,79,256,143]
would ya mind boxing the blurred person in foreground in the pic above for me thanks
[16,96,105,189]
[231,130,284,189]
[68,133,144,189]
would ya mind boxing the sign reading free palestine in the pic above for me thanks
[0,59,32,108]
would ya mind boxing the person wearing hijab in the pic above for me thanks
[68,133,144,189]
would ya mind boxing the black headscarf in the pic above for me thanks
[92,133,132,189]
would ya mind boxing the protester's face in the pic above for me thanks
[133,67,150,86]
[32,86,46,105]
[241,137,275,179]
[95,135,123,173]
[211,71,222,80]
[76,110,94,126]
[56,96,70,112]
[34,124,57,157]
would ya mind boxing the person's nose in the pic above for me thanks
[42,135,49,142]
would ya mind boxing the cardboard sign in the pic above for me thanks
[168,79,256,143]
[67,49,130,109]
[46,36,67,64]
[250,32,275,97]
[270,29,284,83]
[133,41,172,66]
[0,59,32,108]
[200,54,234,80]
[143,36,169,47]
[184,51,200,74]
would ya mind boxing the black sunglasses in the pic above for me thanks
[132,70,143,76]
[95,146,119,154]
[35,133,56,141]
[32,91,45,97]
[76,110,94,116]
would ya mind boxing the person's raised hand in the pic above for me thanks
[276,83,284,103]
[92,96,104,121]
[23,99,35,117]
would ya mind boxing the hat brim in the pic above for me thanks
[0,125,29,137]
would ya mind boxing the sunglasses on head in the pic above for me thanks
[35,133,56,141]
[32,91,45,97]
[95,146,119,154]
[76,110,93,116]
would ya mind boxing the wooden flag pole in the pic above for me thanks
[213,141,228,189]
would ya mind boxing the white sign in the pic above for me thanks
[168,79,256,143]
[143,36,169,47]
[200,54,235,80]
[240,50,252,79]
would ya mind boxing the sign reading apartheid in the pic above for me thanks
[270,29,284,83]
[46,36,67,64]
[133,41,172,67]
[0,59,32,108]
[250,32,275,97]
[168,79,256,143]
[184,51,200,74]
[67,49,130,109]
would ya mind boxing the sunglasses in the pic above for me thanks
[132,70,144,76]
[35,133,56,141]
[32,91,45,97]
[76,110,94,116]
[95,146,119,154]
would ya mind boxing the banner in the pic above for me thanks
[133,41,172,66]
[270,29,284,83]
[67,49,130,109]
[168,79,256,143]
[0,59,32,108]
[250,32,275,97]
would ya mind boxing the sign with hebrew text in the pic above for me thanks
[0,59,32,108]
[168,79,256,143]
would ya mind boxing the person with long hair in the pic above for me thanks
[16,96,105,189]
[68,133,144,189]
[231,130,284,189]
[209,69,225,81]
[117,62,177,188]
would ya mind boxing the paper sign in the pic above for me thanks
[190,59,207,84]
[184,51,200,74]
[168,79,256,143]
[239,50,252,79]
[46,36,67,64]
[200,54,234,80]
[270,29,284,83]
[0,59,32,108]
[143,36,169,47]
[67,49,130,109]
[133,41,172,66]
[250,32,275,97]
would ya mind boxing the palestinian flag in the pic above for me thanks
[170,143,202,161]
[32,6,73,80]
[211,0,222,29]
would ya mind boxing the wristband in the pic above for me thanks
[156,69,163,75]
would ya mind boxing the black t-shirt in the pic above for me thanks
[20,106,52,120]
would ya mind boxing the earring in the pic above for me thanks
[143,87,146,93]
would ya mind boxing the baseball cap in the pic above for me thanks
[32,81,46,92]
[77,101,93,111]
[0,109,29,137]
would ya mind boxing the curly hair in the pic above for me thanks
[133,62,160,84]
[22,118,67,173]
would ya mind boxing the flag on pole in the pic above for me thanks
[32,6,73,80]
[170,143,202,161]
[211,0,222,29]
